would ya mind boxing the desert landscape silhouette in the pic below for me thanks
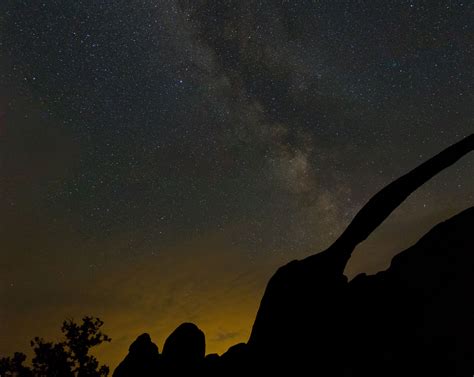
[106,134,474,376]
[2,135,473,377]
[2,2,472,376]
[113,134,474,376]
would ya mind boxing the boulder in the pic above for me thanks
[161,322,206,372]
[112,333,160,377]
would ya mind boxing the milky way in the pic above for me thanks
[1,0,472,368]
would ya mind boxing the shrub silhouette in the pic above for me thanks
[0,317,110,377]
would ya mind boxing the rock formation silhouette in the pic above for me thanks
[113,134,473,376]
[346,207,474,377]
[248,134,474,375]
[112,333,160,377]
[161,323,206,374]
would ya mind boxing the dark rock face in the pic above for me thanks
[247,134,474,376]
[346,207,474,377]
[161,322,206,372]
[243,210,474,376]
[112,333,160,377]
[249,135,474,376]
[112,135,473,376]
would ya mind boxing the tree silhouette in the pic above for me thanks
[0,352,33,377]
[0,317,110,377]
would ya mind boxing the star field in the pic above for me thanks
[1,0,472,368]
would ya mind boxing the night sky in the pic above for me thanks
[1,0,473,369]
